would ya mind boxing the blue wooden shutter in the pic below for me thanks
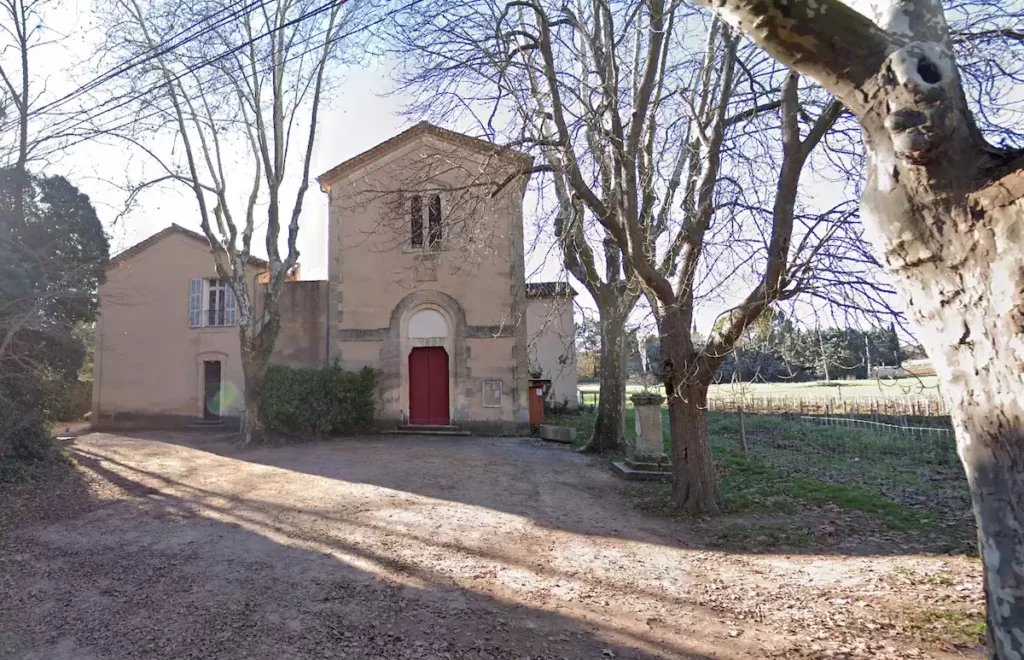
[225,285,237,326]
[189,278,202,327]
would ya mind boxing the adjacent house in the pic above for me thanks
[92,122,577,433]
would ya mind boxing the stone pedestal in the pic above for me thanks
[612,393,672,482]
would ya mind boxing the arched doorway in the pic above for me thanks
[406,307,451,425]
[408,347,450,425]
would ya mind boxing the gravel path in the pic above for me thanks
[0,432,982,659]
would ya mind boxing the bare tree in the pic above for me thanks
[391,2,652,451]
[0,0,47,231]
[0,1,109,459]
[100,0,371,445]
[390,1,880,510]
[692,0,1024,653]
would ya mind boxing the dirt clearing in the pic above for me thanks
[0,432,983,659]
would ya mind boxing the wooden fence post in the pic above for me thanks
[739,403,748,454]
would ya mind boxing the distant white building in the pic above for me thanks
[871,365,906,379]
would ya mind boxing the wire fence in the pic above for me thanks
[708,395,948,417]
[796,415,954,440]
[555,394,971,533]
[577,389,948,418]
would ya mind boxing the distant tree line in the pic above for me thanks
[713,325,904,383]
[578,309,923,385]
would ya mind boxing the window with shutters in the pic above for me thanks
[410,195,423,248]
[428,194,442,247]
[407,193,443,251]
[189,278,236,328]
[189,278,203,327]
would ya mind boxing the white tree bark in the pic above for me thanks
[698,0,1024,654]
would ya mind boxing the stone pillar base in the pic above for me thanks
[611,394,672,482]
[611,460,673,482]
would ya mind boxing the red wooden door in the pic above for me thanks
[409,347,449,425]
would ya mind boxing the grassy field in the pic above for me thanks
[578,375,942,400]
[547,408,973,554]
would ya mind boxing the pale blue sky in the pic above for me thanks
[10,0,894,338]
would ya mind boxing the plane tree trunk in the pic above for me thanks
[666,380,721,513]
[695,0,1024,653]
[580,304,628,453]
[660,305,723,513]
[879,164,1024,658]
[238,311,281,447]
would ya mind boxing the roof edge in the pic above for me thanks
[107,223,270,270]
[317,121,533,189]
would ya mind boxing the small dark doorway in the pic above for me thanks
[408,347,449,425]
[203,360,222,420]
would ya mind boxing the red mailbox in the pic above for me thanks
[528,379,549,425]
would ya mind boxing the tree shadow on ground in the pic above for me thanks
[0,449,742,660]
[0,446,101,539]
[84,430,968,558]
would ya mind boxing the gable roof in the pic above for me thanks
[526,282,575,298]
[316,121,532,188]
[107,223,270,270]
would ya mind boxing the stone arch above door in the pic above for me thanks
[408,308,449,339]
[386,290,470,423]
[389,290,468,340]
[194,351,229,419]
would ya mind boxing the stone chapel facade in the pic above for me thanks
[318,121,542,433]
[91,122,577,433]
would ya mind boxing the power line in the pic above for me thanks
[36,0,424,158]
[34,0,276,116]
[35,0,350,145]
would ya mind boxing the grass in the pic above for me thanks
[543,412,599,449]
[549,406,972,550]
[906,609,987,647]
[709,521,815,549]
[624,446,936,532]
[578,375,943,401]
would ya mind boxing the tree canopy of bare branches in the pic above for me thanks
[389,0,892,509]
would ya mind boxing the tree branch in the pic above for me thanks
[701,0,898,112]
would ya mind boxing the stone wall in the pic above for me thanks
[525,296,578,409]
[323,133,531,430]
[270,281,330,369]
[93,232,263,424]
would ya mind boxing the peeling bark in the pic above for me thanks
[693,0,1024,654]
[885,174,1024,659]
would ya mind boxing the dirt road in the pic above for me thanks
[0,432,981,658]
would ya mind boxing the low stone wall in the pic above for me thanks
[375,416,527,436]
[270,281,329,369]
[92,412,241,431]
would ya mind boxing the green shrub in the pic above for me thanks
[259,364,377,437]
[46,379,93,421]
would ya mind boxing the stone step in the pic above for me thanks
[538,424,574,444]
[611,460,672,483]
[187,419,228,431]
[389,425,471,437]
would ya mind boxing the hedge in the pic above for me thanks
[47,379,93,421]
[259,364,377,437]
